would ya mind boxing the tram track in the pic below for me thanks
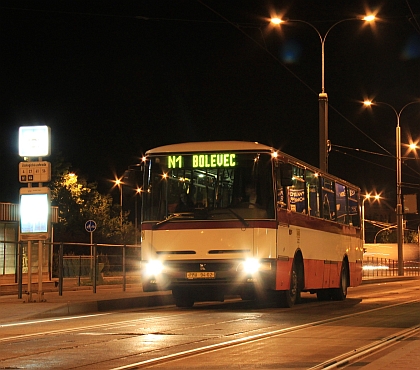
[309,325,420,369]
[0,292,418,369]
[107,298,420,370]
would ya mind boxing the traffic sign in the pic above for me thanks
[19,161,51,183]
[85,220,97,233]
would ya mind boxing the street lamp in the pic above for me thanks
[363,99,420,276]
[135,187,142,245]
[362,193,381,244]
[271,15,375,173]
[115,177,123,226]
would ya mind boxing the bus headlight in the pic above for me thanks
[243,258,260,274]
[143,260,164,277]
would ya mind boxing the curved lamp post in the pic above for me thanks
[271,15,375,173]
[363,99,420,276]
[362,193,381,244]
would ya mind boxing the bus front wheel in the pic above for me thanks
[172,288,195,308]
[280,262,299,308]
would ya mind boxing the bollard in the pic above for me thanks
[123,245,126,292]
[93,244,97,293]
[17,242,23,299]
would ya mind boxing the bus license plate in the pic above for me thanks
[186,272,215,279]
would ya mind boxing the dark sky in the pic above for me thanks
[1,0,420,204]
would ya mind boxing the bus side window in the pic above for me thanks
[322,178,336,221]
[348,188,360,227]
[289,165,306,214]
[335,182,348,224]
[276,163,288,209]
[306,169,320,217]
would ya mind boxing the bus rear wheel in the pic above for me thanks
[331,262,348,301]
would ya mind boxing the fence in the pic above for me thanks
[3,240,420,297]
[10,241,141,298]
[363,257,420,277]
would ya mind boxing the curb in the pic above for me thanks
[362,276,419,284]
[31,293,175,319]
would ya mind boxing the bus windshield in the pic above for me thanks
[142,152,275,222]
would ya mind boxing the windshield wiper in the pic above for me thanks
[152,212,194,229]
[227,208,249,228]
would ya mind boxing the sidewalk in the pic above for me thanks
[0,283,174,324]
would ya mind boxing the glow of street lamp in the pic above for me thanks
[270,17,284,25]
[364,193,381,202]
[408,142,418,151]
[363,15,376,22]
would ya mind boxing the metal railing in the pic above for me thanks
[9,241,141,298]
[363,257,420,277]
[3,240,419,298]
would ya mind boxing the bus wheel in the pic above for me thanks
[280,262,299,308]
[240,290,257,301]
[172,289,194,308]
[331,263,348,301]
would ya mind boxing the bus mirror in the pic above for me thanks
[280,163,293,187]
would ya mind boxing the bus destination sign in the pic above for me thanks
[168,153,236,169]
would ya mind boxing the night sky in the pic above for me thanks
[1,1,420,205]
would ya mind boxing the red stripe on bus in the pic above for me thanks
[143,211,361,237]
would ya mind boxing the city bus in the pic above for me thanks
[141,141,363,307]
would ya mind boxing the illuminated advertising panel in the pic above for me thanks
[19,125,51,157]
[19,187,51,240]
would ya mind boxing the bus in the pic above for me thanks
[141,141,363,307]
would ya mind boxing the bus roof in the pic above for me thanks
[146,141,273,154]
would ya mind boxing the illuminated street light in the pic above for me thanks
[114,177,123,226]
[271,15,376,173]
[363,99,420,276]
[362,193,381,244]
[135,187,142,245]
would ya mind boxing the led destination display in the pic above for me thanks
[168,153,236,169]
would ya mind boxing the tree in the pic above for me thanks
[49,159,137,244]
[375,228,418,244]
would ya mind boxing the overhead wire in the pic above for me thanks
[405,0,420,34]
[3,2,418,164]
[196,0,416,160]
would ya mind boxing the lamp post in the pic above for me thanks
[363,100,420,276]
[115,177,123,226]
[135,187,142,245]
[362,193,381,244]
[271,15,375,172]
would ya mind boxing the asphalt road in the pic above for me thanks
[0,279,419,369]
